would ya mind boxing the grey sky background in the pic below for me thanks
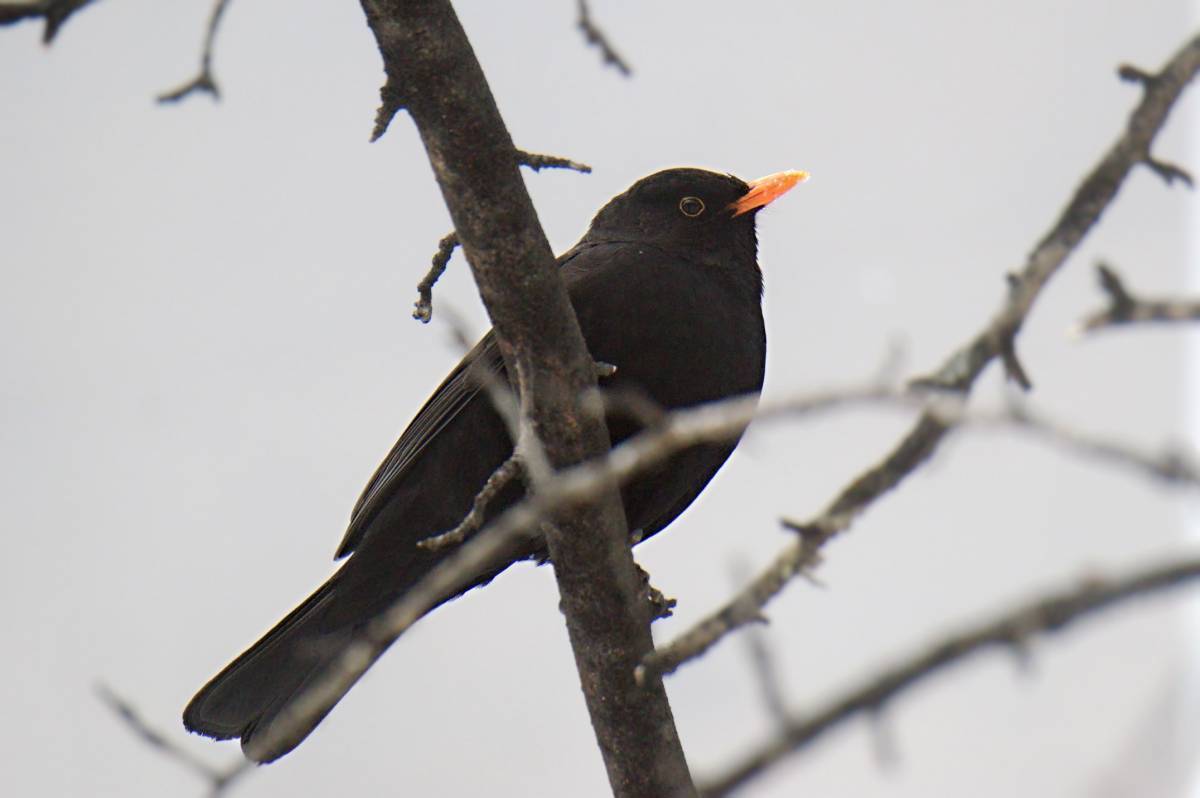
[2,2,1198,796]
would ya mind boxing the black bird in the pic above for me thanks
[184,166,805,761]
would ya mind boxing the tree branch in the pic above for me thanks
[641,31,1200,682]
[413,231,459,323]
[974,399,1200,487]
[0,0,96,42]
[698,554,1200,796]
[157,0,233,104]
[575,0,631,76]
[263,3,691,793]
[411,152,589,323]
[97,684,252,797]
[244,382,897,777]
[1077,262,1200,333]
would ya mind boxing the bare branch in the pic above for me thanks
[575,0,631,76]
[96,684,252,797]
[516,149,593,173]
[419,452,523,551]
[247,382,899,765]
[731,561,790,730]
[413,231,459,323]
[698,555,1200,797]
[642,30,1200,683]
[1077,262,1200,333]
[0,0,96,42]
[411,154,588,323]
[157,0,233,104]
[977,399,1200,487]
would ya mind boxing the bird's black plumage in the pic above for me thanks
[183,167,797,761]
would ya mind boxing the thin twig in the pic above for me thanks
[1076,262,1200,333]
[158,0,233,103]
[419,453,523,551]
[413,231,459,323]
[412,151,588,323]
[575,0,631,76]
[516,149,592,173]
[96,684,252,797]
[731,561,790,730]
[0,0,96,42]
[642,32,1200,682]
[698,554,1200,796]
[978,399,1200,487]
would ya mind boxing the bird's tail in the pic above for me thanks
[183,533,527,762]
[183,576,361,762]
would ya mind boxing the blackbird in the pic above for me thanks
[183,166,805,761]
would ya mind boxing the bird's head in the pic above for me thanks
[583,167,807,269]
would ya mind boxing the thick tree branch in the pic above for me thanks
[642,31,1200,682]
[158,0,233,104]
[1077,262,1200,333]
[698,555,1200,797]
[268,3,690,793]
[0,0,96,42]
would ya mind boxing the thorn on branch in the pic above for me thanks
[414,231,459,323]
[1078,261,1200,333]
[1142,155,1194,187]
[782,519,827,549]
[516,149,593,173]
[0,0,96,43]
[370,83,404,142]
[575,0,632,76]
[1117,63,1156,86]
[157,74,219,104]
[156,0,232,105]
[636,563,677,621]
[997,334,1032,390]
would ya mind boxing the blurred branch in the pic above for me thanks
[1077,262,1200,334]
[249,382,901,767]
[96,684,252,797]
[975,399,1200,488]
[419,451,523,551]
[640,30,1200,683]
[575,0,631,76]
[731,561,791,730]
[158,0,233,103]
[0,0,97,42]
[698,554,1200,797]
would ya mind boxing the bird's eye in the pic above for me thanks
[678,196,705,217]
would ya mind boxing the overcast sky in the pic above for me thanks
[2,2,1198,796]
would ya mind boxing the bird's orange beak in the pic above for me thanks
[729,170,809,217]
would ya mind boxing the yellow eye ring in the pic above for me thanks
[679,196,705,217]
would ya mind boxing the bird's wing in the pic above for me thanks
[335,332,505,559]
